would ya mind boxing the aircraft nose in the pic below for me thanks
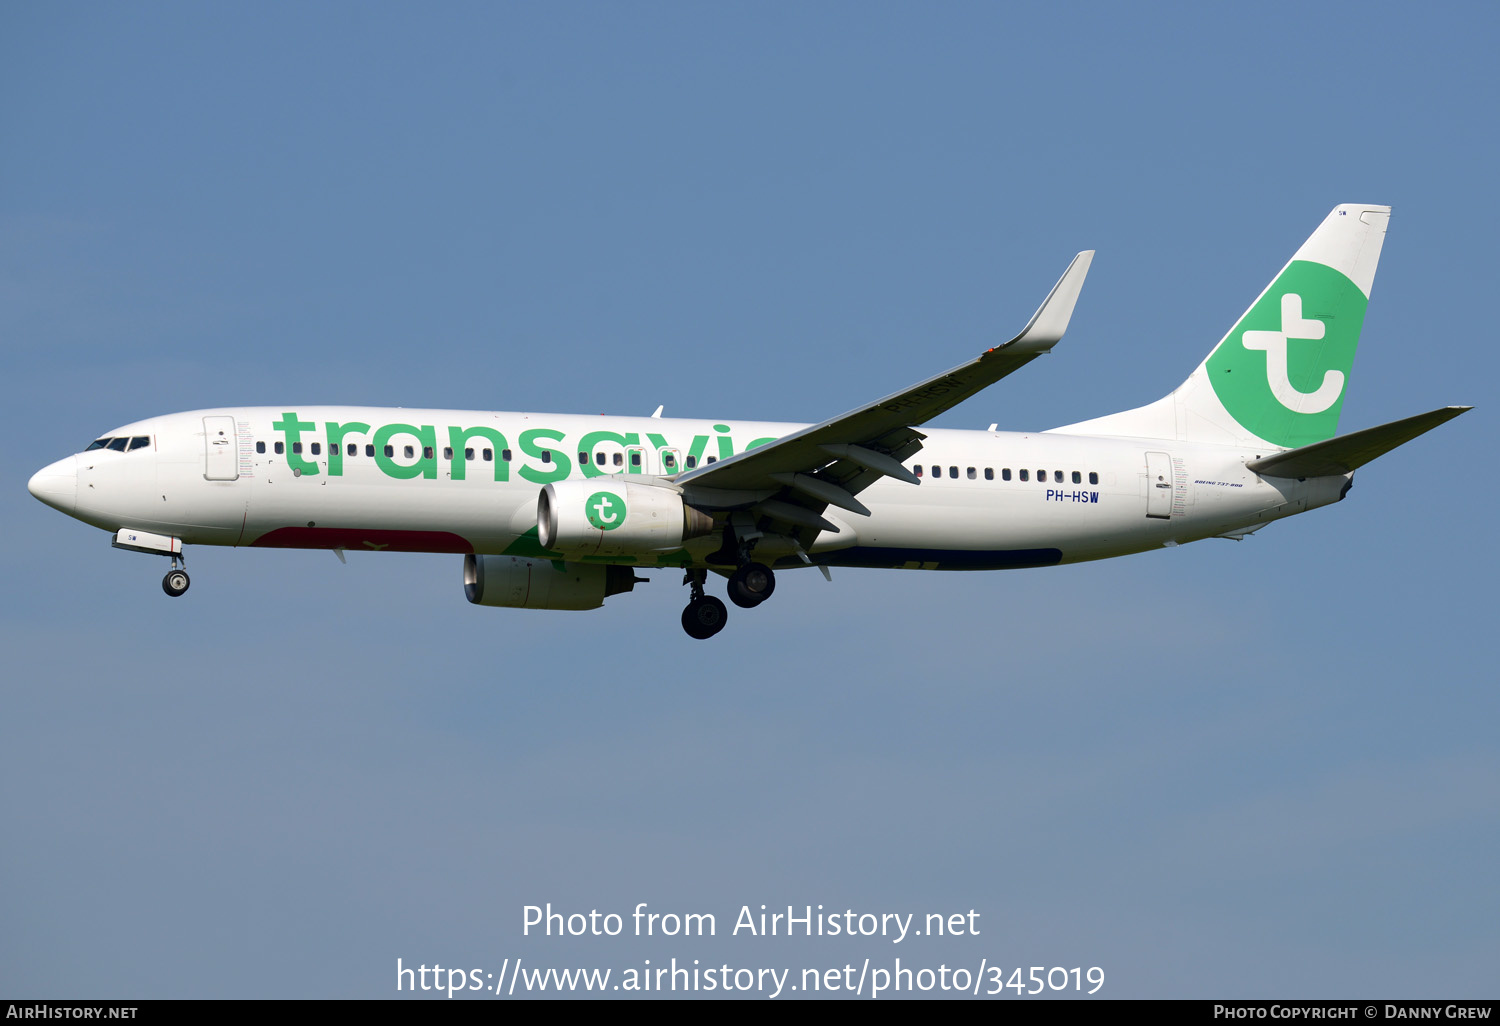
[28,456,78,512]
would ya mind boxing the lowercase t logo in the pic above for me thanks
[587,491,625,530]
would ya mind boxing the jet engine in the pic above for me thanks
[463,554,640,611]
[537,480,714,557]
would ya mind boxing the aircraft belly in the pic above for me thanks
[843,487,1151,568]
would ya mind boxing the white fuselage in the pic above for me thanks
[32,406,1349,572]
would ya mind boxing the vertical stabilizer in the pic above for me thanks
[1051,204,1390,449]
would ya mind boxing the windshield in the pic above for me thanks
[83,435,152,453]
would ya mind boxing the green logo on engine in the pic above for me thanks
[1206,260,1368,449]
[586,491,626,530]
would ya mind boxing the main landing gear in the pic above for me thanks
[726,561,775,608]
[161,555,190,597]
[681,569,728,640]
[679,560,778,639]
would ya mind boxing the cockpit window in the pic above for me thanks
[86,435,152,452]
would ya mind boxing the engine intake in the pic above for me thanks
[537,480,714,556]
[463,554,639,611]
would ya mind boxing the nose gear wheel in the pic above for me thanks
[162,569,190,597]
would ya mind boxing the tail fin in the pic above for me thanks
[1052,204,1391,449]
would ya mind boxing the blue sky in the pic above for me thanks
[2,2,1496,999]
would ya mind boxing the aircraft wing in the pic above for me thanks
[675,251,1093,534]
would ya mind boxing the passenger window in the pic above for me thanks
[483,449,493,462]
[541,451,552,463]
[107,437,129,451]
[596,452,607,466]
[1037,470,1045,483]
[579,451,589,465]
[663,453,677,468]
[1002,468,1011,481]
[85,439,109,451]
[347,443,357,457]
[423,446,434,460]
[931,465,940,478]
[1089,472,1098,485]
[256,441,266,454]
[1054,470,1063,483]
[1019,469,1028,481]
[949,466,958,479]
[685,455,696,468]
[384,445,394,457]
[465,447,474,460]
[365,444,375,456]
[615,453,624,467]
[291,442,302,454]
[275,441,285,455]
[967,467,976,480]
[404,445,415,459]
[914,465,923,478]
[502,449,512,462]
[1072,471,1081,484]
[984,468,993,480]
[129,436,151,451]
[706,456,717,464]
[630,452,641,467]
[310,442,321,456]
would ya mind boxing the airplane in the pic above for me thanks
[26,204,1469,639]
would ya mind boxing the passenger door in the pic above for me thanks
[202,416,239,481]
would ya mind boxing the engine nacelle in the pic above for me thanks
[537,480,714,557]
[463,554,639,611]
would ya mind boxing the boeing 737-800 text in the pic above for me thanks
[27,205,1469,638]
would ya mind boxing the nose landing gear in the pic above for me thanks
[161,555,190,597]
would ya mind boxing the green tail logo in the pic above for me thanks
[1207,260,1368,448]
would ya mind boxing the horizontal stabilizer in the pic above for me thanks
[1247,406,1471,478]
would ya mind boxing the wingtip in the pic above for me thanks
[1004,249,1094,351]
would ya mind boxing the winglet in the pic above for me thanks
[995,250,1094,356]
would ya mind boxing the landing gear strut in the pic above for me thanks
[680,568,727,640]
[161,554,190,597]
[726,561,776,608]
[680,515,786,637]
